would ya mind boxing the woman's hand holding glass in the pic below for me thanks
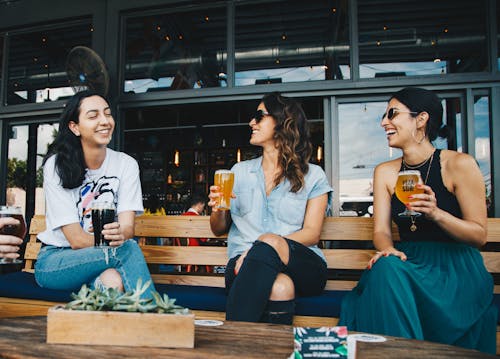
[406,184,439,220]
[0,206,27,263]
[208,185,236,212]
[101,222,126,247]
[0,217,24,260]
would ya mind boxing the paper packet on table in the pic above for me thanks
[292,326,348,358]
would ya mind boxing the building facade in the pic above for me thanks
[0,0,499,220]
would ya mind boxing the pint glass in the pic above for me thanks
[214,170,234,210]
[91,200,116,247]
[0,205,27,264]
[395,170,424,217]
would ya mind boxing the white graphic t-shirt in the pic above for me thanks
[38,148,144,247]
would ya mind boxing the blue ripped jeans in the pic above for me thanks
[34,239,156,299]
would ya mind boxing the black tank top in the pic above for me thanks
[391,149,462,242]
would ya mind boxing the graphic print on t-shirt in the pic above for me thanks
[77,175,119,231]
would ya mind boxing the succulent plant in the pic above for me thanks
[65,278,189,315]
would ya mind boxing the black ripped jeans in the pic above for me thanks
[225,238,327,323]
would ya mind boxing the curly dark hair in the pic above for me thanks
[43,90,107,189]
[261,92,312,192]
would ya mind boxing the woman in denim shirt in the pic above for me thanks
[209,92,332,324]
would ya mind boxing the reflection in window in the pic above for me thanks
[338,102,392,216]
[497,1,500,70]
[124,6,227,93]
[235,0,349,86]
[6,22,92,105]
[473,96,492,216]
[35,123,58,215]
[6,123,58,216]
[6,126,28,215]
[359,0,487,78]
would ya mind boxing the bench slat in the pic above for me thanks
[323,249,375,270]
[483,252,500,273]
[135,216,227,238]
[152,274,225,287]
[142,245,228,265]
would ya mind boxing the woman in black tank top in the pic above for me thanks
[339,87,496,354]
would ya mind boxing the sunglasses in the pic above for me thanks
[253,109,271,123]
[382,108,419,121]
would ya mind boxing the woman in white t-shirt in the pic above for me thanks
[35,90,155,298]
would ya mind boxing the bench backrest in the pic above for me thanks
[24,215,500,293]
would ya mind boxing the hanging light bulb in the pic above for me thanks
[316,146,323,163]
[174,150,180,167]
[237,148,241,163]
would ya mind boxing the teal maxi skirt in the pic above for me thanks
[339,241,497,354]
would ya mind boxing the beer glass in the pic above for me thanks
[395,170,424,217]
[91,200,116,247]
[214,170,234,210]
[0,205,27,264]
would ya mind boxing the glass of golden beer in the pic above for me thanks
[395,170,424,217]
[214,169,234,210]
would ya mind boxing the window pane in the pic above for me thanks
[474,96,492,216]
[441,98,461,151]
[0,35,3,88]
[124,6,227,93]
[235,0,349,86]
[359,0,488,78]
[497,2,500,70]
[35,123,58,215]
[6,125,28,216]
[6,22,92,105]
[338,102,391,216]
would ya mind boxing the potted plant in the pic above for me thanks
[47,280,195,348]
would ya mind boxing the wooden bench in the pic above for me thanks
[1,215,499,353]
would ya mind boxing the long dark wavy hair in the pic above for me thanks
[43,90,106,189]
[261,92,312,193]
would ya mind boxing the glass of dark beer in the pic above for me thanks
[91,200,116,247]
[0,205,27,264]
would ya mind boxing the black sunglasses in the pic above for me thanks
[253,109,271,122]
[382,107,419,121]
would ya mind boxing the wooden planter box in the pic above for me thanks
[47,306,195,348]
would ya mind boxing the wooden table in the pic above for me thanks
[0,316,495,358]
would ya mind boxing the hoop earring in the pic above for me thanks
[412,129,426,144]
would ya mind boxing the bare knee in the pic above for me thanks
[258,233,289,264]
[99,269,124,292]
[270,273,294,301]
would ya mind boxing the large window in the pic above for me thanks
[235,0,349,86]
[6,21,92,105]
[124,98,324,214]
[358,0,488,78]
[124,5,227,93]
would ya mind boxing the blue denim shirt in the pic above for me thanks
[228,157,333,261]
